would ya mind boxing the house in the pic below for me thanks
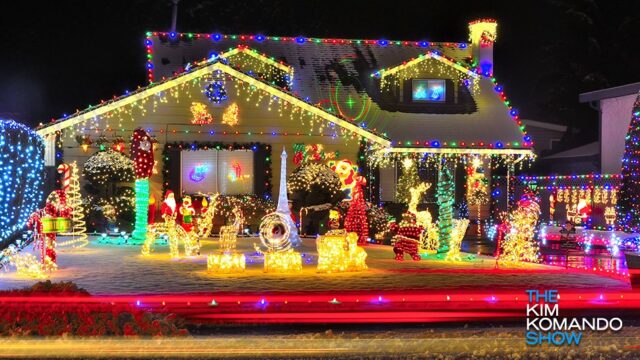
[35,19,533,228]
[578,82,640,174]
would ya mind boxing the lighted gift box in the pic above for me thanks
[207,252,246,273]
[263,249,302,273]
[316,230,367,273]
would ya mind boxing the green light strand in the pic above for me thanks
[132,178,150,242]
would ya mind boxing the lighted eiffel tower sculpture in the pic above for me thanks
[276,147,301,247]
[254,147,302,272]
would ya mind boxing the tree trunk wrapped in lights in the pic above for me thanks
[618,93,640,233]
[130,128,155,242]
[437,160,454,253]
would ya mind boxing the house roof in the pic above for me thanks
[146,32,533,154]
[35,50,389,146]
[579,82,640,103]
[543,141,599,159]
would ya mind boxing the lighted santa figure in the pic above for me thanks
[161,190,177,219]
[180,195,196,232]
[576,197,592,225]
[389,212,424,261]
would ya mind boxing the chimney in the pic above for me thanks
[468,19,498,76]
[170,0,180,33]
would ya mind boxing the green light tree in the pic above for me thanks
[396,158,420,204]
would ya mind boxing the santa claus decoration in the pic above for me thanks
[161,190,177,219]
[389,212,423,261]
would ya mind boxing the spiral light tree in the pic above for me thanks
[130,128,154,242]
[57,162,88,248]
[436,160,454,253]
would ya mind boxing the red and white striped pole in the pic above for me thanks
[57,163,71,193]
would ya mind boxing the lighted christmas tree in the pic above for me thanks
[499,191,540,263]
[436,161,454,252]
[396,158,420,204]
[344,175,369,245]
[58,162,88,247]
[618,96,640,233]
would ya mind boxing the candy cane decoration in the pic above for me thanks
[57,163,71,193]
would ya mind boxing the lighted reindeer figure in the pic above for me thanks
[218,206,244,246]
[408,183,436,251]
[142,214,200,258]
[196,193,220,238]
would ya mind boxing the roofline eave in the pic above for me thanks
[36,58,390,147]
[384,147,534,156]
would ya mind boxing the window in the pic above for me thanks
[412,79,446,102]
[180,150,254,195]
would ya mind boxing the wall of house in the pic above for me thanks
[521,125,565,155]
[601,94,636,174]
[57,77,362,210]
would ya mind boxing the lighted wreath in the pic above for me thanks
[204,80,228,104]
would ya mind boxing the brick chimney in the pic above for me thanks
[468,19,498,76]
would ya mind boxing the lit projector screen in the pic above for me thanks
[412,79,446,102]
[181,150,254,195]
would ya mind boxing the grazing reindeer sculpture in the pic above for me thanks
[408,183,436,251]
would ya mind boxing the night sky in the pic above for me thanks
[2,0,640,151]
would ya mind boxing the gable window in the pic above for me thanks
[412,79,446,102]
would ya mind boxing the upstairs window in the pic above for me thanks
[412,79,446,102]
